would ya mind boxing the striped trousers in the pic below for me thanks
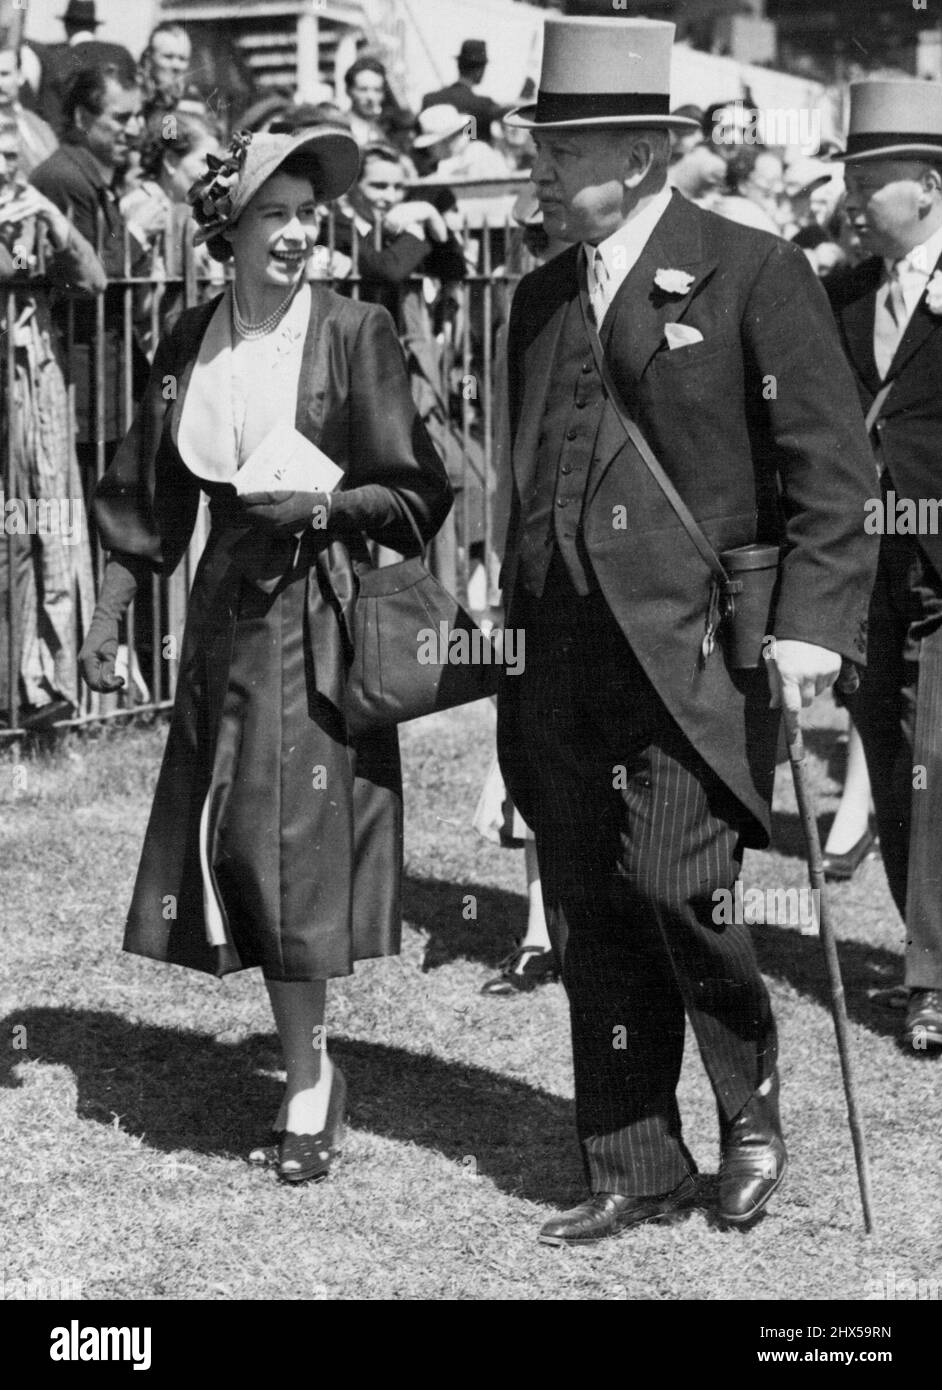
[514,557,777,1196]
[850,524,942,990]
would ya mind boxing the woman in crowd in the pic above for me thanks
[0,114,104,730]
[120,106,224,352]
[78,125,452,1182]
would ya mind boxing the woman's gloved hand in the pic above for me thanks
[237,490,331,539]
[79,552,147,692]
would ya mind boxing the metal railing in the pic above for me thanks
[1,202,527,739]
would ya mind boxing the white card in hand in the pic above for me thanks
[233,421,343,495]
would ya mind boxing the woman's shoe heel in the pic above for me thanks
[277,1064,346,1184]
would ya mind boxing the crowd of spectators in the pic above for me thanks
[0,2,894,733]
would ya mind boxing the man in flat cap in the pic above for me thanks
[497,15,877,1244]
[827,80,942,1054]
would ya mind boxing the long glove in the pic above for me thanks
[237,490,331,539]
[79,552,148,692]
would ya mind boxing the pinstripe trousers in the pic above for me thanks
[515,557,777,1196]
[849,524,942,990]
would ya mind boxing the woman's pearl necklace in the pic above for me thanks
[232,283,298,339]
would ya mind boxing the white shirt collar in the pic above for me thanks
[884,221,942,280]
[584,184,673,316]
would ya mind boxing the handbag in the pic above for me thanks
[578,289,780,669]
[343,553,500,736]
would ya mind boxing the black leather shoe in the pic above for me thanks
[717,1073,787,1226]
[278,1065,347,1184]
[481,944,559,996]
[901,989,942,1052]
[821,828,878,882]
[538,1173,698,1246]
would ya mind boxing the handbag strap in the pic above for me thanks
[577,286,728,591]
[864,379,894,436]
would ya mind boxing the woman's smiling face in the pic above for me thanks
[224,170,320,290]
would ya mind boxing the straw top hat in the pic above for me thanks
[505,16,699,132]
[832,80,942,163]
[413,105,471,149]
[188,125,360,250]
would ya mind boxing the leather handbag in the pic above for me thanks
[344,554,500,736]
[578,290,780,669]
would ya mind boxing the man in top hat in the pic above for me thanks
[421,40,510,147]
[826,80,942,1053]
[496,15,877,1243]
[36,2,136,132]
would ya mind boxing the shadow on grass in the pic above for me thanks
[403,873,527,971]
[752,922,902,1042]
[0,1007,584,1205]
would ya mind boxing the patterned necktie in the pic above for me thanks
[589,246,610,327]
[873,259,908,379]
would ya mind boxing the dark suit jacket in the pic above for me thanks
[498,191,877,844]
[31,136,148,442]
[827,254,942,578]
[420,82,509,143]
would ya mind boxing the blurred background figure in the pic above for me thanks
[791,223,847,278]
[120,105,224,350]
[36,0,135,133]
[412,104,509,180]
[323,141,470,591]
[343,55,386,146]
[0,43,57,176]
[784,156,844,233]
[421,39,510,147]
[31,64,152,502]
[721,146,788,235]
[343,55,414,155]
[702,94,760,151]
[0,113,104,730]
[670,141,728,213]
[138,20,197,119]
[669,104,704,161]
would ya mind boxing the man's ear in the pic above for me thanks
[622,136,656,189]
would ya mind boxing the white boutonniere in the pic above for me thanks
[654,267,695,296]
[925,270,942,315]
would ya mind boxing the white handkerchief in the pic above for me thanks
[664,323,704,350]
[234,421,343,495]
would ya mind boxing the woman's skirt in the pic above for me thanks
[122,525,403,981]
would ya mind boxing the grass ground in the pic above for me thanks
[0,697,939,1301]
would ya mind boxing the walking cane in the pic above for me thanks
[781,661,875,1234]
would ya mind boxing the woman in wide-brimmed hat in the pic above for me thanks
[78,125,452,1182]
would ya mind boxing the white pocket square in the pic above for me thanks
[664,323,704,350]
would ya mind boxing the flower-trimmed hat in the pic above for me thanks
[188,124,360,249]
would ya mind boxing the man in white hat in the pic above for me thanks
[496,15,877,1244]
[827,80,942,1054]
